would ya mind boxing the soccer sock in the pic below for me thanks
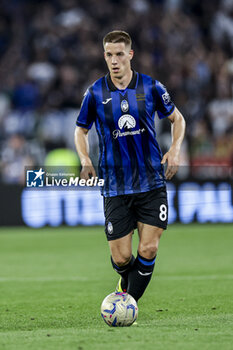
[127,253,156,302]
[111,255,135,291]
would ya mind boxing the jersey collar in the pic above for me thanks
[105,70,138,92]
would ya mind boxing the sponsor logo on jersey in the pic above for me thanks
[112,114,145,139]
[121,99,129,112]
[118,114,136,129]
[102,98,112,104]
[162,91,171,104]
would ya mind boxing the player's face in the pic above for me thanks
[104,42,133,79]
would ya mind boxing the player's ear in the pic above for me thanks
[129,50,134,60]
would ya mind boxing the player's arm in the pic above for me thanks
[75,86,97,179]
[74,126,96,180]
[161,107,186,180]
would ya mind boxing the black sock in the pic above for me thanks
[111,255,135,291]
[127,253,156,302]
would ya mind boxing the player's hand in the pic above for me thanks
[161,148,179,180]
[80,159,96,180]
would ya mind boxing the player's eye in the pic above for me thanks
[117,52,124,56]
[106,53,112,57]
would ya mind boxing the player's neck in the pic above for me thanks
[110,69,133,90]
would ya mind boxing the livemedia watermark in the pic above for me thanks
[25,167,104,189]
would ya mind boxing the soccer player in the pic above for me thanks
[74,30,185,302]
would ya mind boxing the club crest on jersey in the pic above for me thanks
[121,100,129,113]
[107,222,113,234]
[118,114,136,130]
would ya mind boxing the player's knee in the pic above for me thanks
[112,254,131,267]
[138,241,159,259]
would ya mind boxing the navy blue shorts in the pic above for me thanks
[104,187,168,241]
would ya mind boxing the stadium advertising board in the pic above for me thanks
[0,181,232,227]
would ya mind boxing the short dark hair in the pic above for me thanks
[103,30,132,49]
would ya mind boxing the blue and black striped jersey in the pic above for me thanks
[76,70,175,197]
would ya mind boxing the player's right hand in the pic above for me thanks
[80,163,97,180]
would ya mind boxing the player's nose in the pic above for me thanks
[111,56,118,64]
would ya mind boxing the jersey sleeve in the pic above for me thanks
[76,88,96,129]
[153,80,175,119]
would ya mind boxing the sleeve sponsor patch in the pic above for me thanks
[162,91,171,105]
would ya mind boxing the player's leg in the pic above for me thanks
[104,195,135,291]
[109,232,135,291]
[109,230,133,266]
[126,187,168,301]
[127,224,163,301]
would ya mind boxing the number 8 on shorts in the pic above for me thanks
[159,204,167,221]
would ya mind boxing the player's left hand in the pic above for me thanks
[161,148,179,180]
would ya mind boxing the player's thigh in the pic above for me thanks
[104,195,135,264]
[134,187,168,259]
[104,195,135,240]
[134,187,168,230]
[137,222,163,259]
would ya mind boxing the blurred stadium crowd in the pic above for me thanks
[0,0,232,184]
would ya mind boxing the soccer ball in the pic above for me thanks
[101,292,138,327]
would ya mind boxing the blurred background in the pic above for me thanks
[0,0,232,226]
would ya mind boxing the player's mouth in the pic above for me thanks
[112,67,120,73]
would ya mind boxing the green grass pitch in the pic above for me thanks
[0,224,233,350]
